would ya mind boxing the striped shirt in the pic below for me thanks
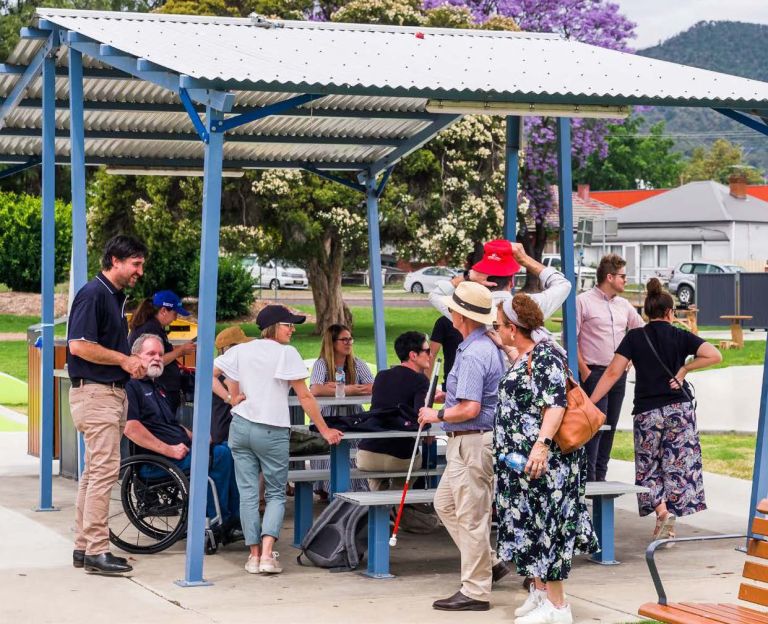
[310,356,374,418]
[443,328,506,432]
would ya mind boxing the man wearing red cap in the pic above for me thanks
[429,240,571,324]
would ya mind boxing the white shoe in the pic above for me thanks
[244,555,260,574]
[515,586,547,617]
[259,551,283,574]
[515,599,573,624]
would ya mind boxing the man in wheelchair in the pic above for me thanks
[124,333,240,541]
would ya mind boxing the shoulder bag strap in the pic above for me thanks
[641,327,694,404]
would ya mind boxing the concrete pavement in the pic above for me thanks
[0,431,759,624]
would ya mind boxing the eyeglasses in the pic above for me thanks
[278,322,295,329]
[611,273,627,279]
[335,337,354,344]
[492,322,514,331]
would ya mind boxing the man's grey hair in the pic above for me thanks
[131,333,164,355]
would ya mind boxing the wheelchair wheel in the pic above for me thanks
[109,454,189,554]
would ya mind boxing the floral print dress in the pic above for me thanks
[495,342,599,581]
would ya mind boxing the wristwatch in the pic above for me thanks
[537,436,553,448]
[437,409,445,421]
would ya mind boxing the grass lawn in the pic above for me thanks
[0,314,67,336]
[711,339,765,369]
[0,341,28,382]
[611,431,756,480]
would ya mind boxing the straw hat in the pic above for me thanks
[441,281,495,325]
[215,325,253,350]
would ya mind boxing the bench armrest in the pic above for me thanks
[646,533,745,605]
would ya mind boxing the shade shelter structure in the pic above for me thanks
[4,8,768,586]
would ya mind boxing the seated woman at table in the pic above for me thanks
[310,324,374,498]
[356,331,430,491]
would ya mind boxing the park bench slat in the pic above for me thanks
[758,499,768,515]
[639,602,766,624]
[288,466,445,483]
[748,539,768,559]
[679,602,768,624]
[740,583,768,608]
[744,561,768,584]
[752,517,768,537]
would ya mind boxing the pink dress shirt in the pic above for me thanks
[576,287,645,366]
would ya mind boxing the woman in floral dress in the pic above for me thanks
[494,294,599,624]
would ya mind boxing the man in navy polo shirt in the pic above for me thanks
[67,234,147,575]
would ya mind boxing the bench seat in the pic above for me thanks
[639,602,768,624]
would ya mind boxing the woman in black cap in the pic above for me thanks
[213,305,343,576]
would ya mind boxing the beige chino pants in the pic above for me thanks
[355,448,419,491]
[70,383,128,555]
[434,431,495,602]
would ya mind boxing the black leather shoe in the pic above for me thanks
[84,552,133,574]
[433,591,490,611]
[492,561,512,583]
[73,550,85,568]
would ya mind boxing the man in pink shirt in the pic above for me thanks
[576,254,644,481]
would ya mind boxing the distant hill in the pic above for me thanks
[636,21,768,174]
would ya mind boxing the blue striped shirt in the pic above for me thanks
[443,328,505,432]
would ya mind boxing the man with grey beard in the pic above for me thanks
[124,333,239,532]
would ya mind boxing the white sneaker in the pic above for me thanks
[515,599,573,624]
[515,586,547,617]
[244,555,260,574]
[259,551,283,574]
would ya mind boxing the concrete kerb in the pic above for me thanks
[0,432,754,624]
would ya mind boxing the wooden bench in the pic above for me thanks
[337,480,647,578]
[289,465,445,548]
[638,498,768,623]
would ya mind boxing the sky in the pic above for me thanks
[614,0,768,49]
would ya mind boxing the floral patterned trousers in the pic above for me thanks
[633,401,707,517]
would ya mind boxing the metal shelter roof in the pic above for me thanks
[3,8,768,173]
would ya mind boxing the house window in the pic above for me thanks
[657,245,668,267]
[641,245,655,267]
[692,244,702,260]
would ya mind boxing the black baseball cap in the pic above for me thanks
[256,305,306,331]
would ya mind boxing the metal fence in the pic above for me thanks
[697,272,768,328]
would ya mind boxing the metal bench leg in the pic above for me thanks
[591,495,620,565]
[330,441,351,498]
[364,505,394,579]
[293,482,314,548]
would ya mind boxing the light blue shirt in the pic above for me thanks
[443,328,506,432]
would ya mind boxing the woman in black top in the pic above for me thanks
[590,278,721,542]
[128,290,196,414]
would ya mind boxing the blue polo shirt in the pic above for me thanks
[126,378,189,450]
[66,273,130,384]
[443,328,505,432]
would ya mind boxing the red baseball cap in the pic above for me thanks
[472,239,521,277]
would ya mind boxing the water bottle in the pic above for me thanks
[499,451,527,472]
[334,366,346,399]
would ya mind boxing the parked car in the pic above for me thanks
[667,261,742,304]
[403,266,459,294]
[241,256,309,290]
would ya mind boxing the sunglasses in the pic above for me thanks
[492,322,514,331]
[611,273,627,279]
[278,322,295,329]
[335,337,354,344]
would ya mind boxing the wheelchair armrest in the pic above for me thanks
[645,533,746,605]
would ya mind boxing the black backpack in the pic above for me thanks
[297,498,368,571]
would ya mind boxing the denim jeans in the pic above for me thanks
[583,366,627,481]
[228,415,290,546]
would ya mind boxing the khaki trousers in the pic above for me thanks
[355,449,419,491]
[70,383,128,555]
[434,431,494,601]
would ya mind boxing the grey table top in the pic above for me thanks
[290,425,429,440]
[336,489,438,506]
[288,395,371,407]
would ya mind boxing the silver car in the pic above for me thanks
[403,266,459,294]
[667,261,742,304]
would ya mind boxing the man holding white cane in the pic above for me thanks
[419,281,505,611]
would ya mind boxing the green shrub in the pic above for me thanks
[0,192,72,292]
[185,255,256,320]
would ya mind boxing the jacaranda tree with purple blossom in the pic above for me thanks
[423,0,636,265]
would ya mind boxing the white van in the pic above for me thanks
[241,256,309,290]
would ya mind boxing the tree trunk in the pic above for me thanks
[522,219,549,292]
[306,232,352,335]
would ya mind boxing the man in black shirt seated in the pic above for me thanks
[356,331,431,491]
[124,333,239,532]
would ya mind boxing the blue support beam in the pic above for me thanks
[179,88,209,143]
[556,118,579,380]
[178,106,225,588]
[0,35,54,130]
[0,63,131,79]
[303,166,365,193]
[365,171,388,373]
[38,54,57,512]
[0,156,40,180]
[68,47,88,478]
[714,108,768,137]
[213,94,325,133]
[503,116,521,242]
[368,114,459,175]
[376,166,393,198]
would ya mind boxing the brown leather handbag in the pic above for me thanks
[527,352,606,454]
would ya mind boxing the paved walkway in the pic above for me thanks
[0,431,758,624]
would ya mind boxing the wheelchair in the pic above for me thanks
[108,450,226,555]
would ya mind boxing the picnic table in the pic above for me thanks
[720,315,753,349]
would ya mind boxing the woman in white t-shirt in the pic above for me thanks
[213,305,342,575]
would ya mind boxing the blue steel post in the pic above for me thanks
[38,53,56,511]
[748,339,768,539]
[365,172,387,373]
[556,118,579,380]
[68,47,88,477]
[179,106,225,587]
[503,116,521,242]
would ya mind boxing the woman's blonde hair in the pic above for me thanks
[318,324,357,384]
[260,324,278,340]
